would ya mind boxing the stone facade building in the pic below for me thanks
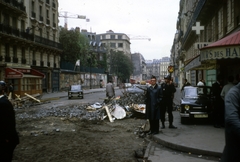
[131,53,146,83]
[0,0,62,96]
[173,0,240,86]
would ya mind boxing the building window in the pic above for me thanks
[53,33,55,41]
[218,7,223,38]
[22,47,25,59]
[227,0,234,31]
[47,31,49,39]
[39,28,43,37]
[13,46,17,58]
[110,43,116,48]
[110,35,115,39]
[47,9,49,18]
[21,20,25,32]
[32,51,36,60]
[32,1,35,11]
[118,43,123,48]
[5,44,9,56]
[118,35,122,39]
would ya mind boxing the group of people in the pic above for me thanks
[145,75,177,135]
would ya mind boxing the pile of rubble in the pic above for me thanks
[15,92,147,122]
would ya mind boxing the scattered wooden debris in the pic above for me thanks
[12,93,42,108]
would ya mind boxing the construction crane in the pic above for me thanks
[59,11,89,29]
[129,35,151,41]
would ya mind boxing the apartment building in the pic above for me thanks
[0,0,62,96]
[175,0,240,86]
[145,57,170,82]
[131,53,147,83]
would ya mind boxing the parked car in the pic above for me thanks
[68,85,84,99]
[179,86,214,124]
[126,84,147,94]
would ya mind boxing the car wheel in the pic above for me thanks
[81,96,84,99]
[68,96,71,99]
[181,117,188,124]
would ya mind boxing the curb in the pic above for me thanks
[151,135,222,157]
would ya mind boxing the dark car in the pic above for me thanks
[179,86,214,124]
[126,84,147,94]
[68,85,84,99]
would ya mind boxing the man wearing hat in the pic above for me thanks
[0,81,19,161]
[160,75,177,129]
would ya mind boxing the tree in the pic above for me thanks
[59,27,89,65]
[109,50,133,82]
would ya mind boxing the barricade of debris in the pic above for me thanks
[12,93,44,108]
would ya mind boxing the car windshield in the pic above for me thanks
[184,88,198,98]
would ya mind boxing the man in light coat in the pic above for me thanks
[106,80,115,99]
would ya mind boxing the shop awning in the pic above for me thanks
[5,68,45,79]
[200,30,240,61]
[201,30,240,49]
[184,55,217,72]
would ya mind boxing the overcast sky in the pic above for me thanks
[58,0,180,60]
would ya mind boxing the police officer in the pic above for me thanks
[160,75,177,129]
[0,81,19,161]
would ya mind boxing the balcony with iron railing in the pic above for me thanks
[1,0,26,13]
[0,23,62,50]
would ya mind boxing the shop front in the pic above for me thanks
[5,67,45,97]
[200,30,240,84]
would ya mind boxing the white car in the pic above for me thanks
[68,85,84,99]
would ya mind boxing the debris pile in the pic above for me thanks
[15,93,147,123]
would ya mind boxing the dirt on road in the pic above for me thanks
[12,101,149,162]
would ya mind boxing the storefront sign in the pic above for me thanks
[200,46,240,61]
[5,68,23,78]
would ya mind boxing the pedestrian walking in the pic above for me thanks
[160,75,177,129]
[106,80,115,99]
[181,79,191,91]
[197,79,204,86]
[220,75,234,100]
[221,82,240,162]
[145,75,162,135]
[0,81,19,161]
[8,83,13,100]
[212,74,224,128]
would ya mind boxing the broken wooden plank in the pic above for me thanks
[24,93,41,103]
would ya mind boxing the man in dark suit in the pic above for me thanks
[221,82,240,161]
[0,81,19,161]
[145,75,162,135]
[212,74,224,128]
[160,75,177,129]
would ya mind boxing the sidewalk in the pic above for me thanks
[144,111,224,161]
[40,87,225,161]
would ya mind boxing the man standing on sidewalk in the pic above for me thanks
[145,75,162,135]
[160,75,177,129]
